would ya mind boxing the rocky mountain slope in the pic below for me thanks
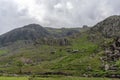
[0,24,50,46]
[91,15,120,38]
[0,15,120,77]
[0,24,81,47]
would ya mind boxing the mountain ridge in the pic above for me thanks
[0,24,50,46]
[0,24,81,47]
[91,15,120,38]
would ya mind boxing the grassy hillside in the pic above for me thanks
[0,33,104,77]
[0,31,120,78]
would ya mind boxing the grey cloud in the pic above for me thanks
[0,0,120,34]
[0,0,39,34]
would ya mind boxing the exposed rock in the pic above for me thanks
[109,65,119,71]
[87,65,92,71]
[83,73,88,77]
[100,37,120,72]
[20,57,33,64]
[72,50,79,53]
[0,24,80,47]
[34,38,71,46]
[0,24,50,46]
[83,25,88,29]
[105,64,109,71]
[91,15,120,38]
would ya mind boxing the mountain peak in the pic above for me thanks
[23,24,43,29]
[91,15,120,37]
[106,15,120,19]
[0,24,50,46]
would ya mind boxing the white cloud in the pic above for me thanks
[54,3,63,9]
[13,0,46,22]
[66,2,73,10]
[0,0,120,34]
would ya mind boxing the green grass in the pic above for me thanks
[35,77,118,80]
[72,33,98,53]
[0,77,28,80]
[42,34,101,75]
[0,76,118,80]
[0,50,7,55]
[0,33,103,76]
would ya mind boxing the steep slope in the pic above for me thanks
[0,24,82,47]
[0,24,50,46]
[91,15,120,38]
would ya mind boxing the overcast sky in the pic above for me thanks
[0,0,120,35]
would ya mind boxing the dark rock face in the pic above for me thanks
[91,15,120,38]
[0,24,50,46]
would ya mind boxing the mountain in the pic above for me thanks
[91,15,120,38]
[0,24,51,46]
[1,15,120,78]
[0,24,82,47]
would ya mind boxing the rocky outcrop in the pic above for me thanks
[33,38,71,46]
[91,15,120,38]
[100,37,120,72]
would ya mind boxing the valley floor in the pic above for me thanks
[0,76,119,80]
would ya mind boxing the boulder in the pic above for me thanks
[72,50,79,53]
[104,64,109,71]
